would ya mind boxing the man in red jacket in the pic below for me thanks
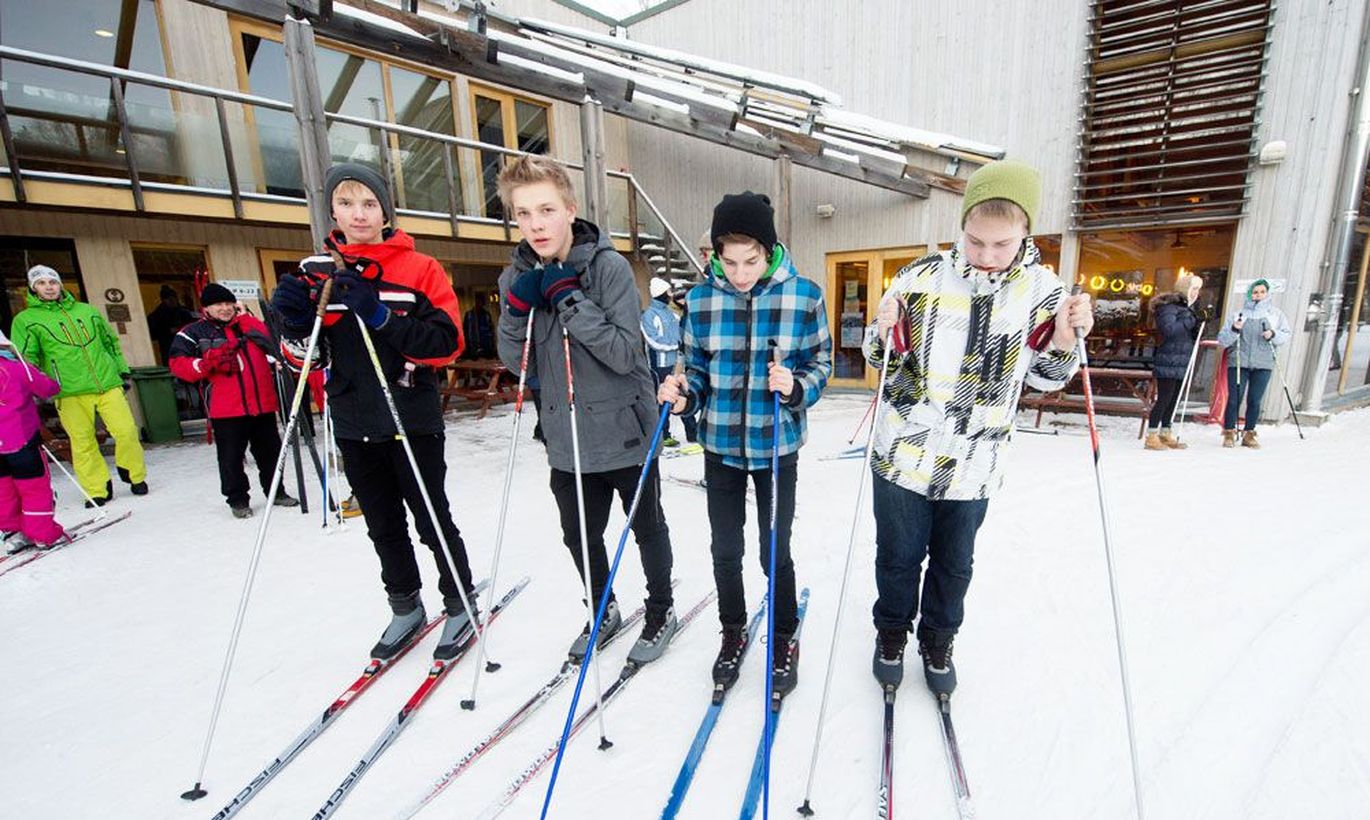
[169,283,299,518]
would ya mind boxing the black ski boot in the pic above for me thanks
[568,599,621,661]
[372,591,425,660]
[86,480,113,508]
[230,503,253,519]
[918,627,956,696]
[872,628,907,690]
[434,594,478,661]
[711,624,748,691]
[273,491,300,508]
[771,631,800,702]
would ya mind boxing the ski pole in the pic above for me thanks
[1071,289,1146,820]
[462,309,536,711]
[181,277,333,802]
[847,393,877,445]
[349,309,484,676]
[1168,320,1205,429]
[797,327,895,817]
[1271,340,1305,440]
[542,391,676,820]
[763,340,784,820]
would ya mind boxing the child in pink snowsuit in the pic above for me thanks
[0,339,66,549]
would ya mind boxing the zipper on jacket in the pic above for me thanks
[740,294,754,464]
[59,305,103,393]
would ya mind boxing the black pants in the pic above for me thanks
[704,453,799,635]
[1147,377,1184,429]
[211,414,284,508]
[548,461,674,619]
[0,433,45,479]
[339,434,474,601]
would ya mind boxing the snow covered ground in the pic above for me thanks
[1,394,1367,820]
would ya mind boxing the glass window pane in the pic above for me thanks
[475,95,505,220]
[239,34,302,197]
[514,100,549,154]
[1328,230,1370,394]
[391,67,457,214]
[317,47,387,171]
[834,261,869,380]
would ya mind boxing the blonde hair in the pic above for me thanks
[962,199,1030,231]
[497,155,577,211]
[1174,273,1203,297]
[331,179,378,203]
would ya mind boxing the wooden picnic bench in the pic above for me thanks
[1018,365,1157,439]
[440,358,523,418]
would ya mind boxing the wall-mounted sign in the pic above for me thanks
[1231,277,1286,294]
[217,280,261,300]
[105,304,132,322]
[104,288,125,303]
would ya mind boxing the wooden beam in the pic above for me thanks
[774,154,792,247]
[192,0,929,198]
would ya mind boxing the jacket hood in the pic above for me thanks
[704,243,796,298]
[511,219,612,274]
[1152,291,1189,308]
[327,228,418,279]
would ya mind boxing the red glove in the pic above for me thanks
[890,300,912,355]
[202,345,239,374]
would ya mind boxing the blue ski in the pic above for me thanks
[738,588,811,820]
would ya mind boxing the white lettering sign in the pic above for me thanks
[218,279,261,300]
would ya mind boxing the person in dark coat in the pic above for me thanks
[1146,274,1205,449]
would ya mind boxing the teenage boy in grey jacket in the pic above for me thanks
[496,156,678,665]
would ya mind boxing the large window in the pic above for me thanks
[0,237,85,334]
[1077,225,1235,370]
[235,24,461,215]
[470,85,552,220]
[0,0,183,183]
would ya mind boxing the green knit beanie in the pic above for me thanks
[961,159,1042,232]
[1247,278,1270,298]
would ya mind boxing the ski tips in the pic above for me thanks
[180,784,207,801]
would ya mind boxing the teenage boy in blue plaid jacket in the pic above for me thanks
[658,192,832,699]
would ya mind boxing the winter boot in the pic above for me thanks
[273,491,301,508]
[918,629,957,696]
[433,594,479,661]
[568,599,621,661]
[231,503,253,519]
[771,631,800,701]
[711,624,749,691]
[627,607,678,665]
[372,591,425,660]
[662,435,680,448]
[1241,430,1261,449]
[117,468,145,494]
[4,531,35,555]
[340,494,364,519]
[1143,432,1168,451]
[872,628,907,690]
[85,480,113,508]
[1221,429,1238,448]
[15,476,64,546]
[1158,429,1187,449]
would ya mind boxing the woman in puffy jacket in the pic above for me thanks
[1145,274,1205,450]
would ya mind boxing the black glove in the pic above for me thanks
[333,271,389,329]
[505,268,546,317]
[272,275,317,332]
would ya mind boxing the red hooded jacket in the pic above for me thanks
[168,312,279,419]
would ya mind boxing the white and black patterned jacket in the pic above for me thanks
[862,240,1079,501]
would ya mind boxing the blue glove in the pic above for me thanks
[505,268,545,317]
[272,275,317,332]
[540,262,581,307]
[333,271,389,330]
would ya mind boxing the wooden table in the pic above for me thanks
[440,358,523,418]
[1019,366,1158,439]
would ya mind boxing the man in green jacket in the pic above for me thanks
[10,265,148,505]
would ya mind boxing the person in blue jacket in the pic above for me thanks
[1145,274,1208,450]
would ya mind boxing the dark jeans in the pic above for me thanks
[871,473,989,638]
[1147,377,1183,429]
[1223,367,1273,431]
[211,414,283,507]
[548,461,674,619]
[651,365,697,442]
[704,453,799,635]
[339,434,474,601]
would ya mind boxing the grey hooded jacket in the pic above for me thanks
[1216,297,1290,371]
[497,220,659,474]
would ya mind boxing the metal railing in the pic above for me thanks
[0,43,699,268]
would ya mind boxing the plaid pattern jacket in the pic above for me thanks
[682,247,833,471]
[863,240,1079,500]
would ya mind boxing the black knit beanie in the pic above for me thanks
[711,192,777,256]
[200,282,236,307]
[325,163,393,224]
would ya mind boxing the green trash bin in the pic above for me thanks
[129,366,183,443]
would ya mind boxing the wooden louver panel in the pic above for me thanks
[1075,0,1274,229]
